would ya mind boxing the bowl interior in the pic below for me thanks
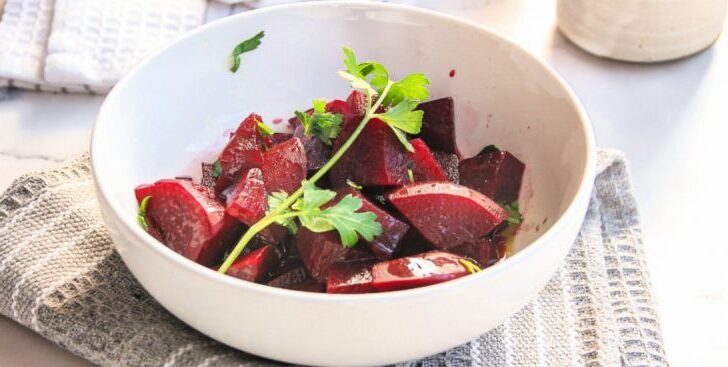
[93,3,589,274]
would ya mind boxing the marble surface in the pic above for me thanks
[1,1,727,366]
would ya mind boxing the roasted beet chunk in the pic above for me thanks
[408,139,449,182]
[330,118,409,188]
[387,182,508,249]
[395,228,434,257]
[262,137,307,195]
[200,162,216,189]
[215,113,266,194]
[336,188,409,260]
[346,90,368,117]
[295,227,350,281]
[459,150,525,202]
[267,265,309,289]
[417,97,458,155]
[371,251,469,292]
[327,260,376,294]
[223,245,278,283]
[134,179,243,266]
[450,238,492,268]
[432,151,459,183]
[266,132,293,146]
[223,168,287,244]
[293,123,331,172]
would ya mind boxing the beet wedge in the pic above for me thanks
[408,138,449,182]
[134,179,243,266]
[223,168,287,244]
[371,251,469,292]
[295,227,350,281]
[330,118,409,188]
[417,97,458,156]
[327,260,376,294]
[386,182,508,249]
[450,238,492,268]
[222,245,278,283]
[215,113,266,194]
[262,137,308,195]
[432,151,459,183]
[459,150,525,203]
[335,188,409,260]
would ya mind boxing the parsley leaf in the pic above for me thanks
[256,120,274,137]
[500,201,522,225]
[407,168,415,183]
[211,160,222,180]
[267,191,298,234]
[294,99,343,145]
[373,98,423,152]
[230,31,264,73]
[318,194,382,247]
[382,73,431,107]
[266,181,382,247]
[137,196,151,231]
[479,144,500,155]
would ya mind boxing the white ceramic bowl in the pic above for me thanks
[92,2,595,366]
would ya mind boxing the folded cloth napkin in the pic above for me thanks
[0,0,454,93]
[0,149,669,367]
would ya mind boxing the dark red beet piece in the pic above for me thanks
[417,97,458,156]
[293,123,331,172]
[327,260,376,294]
[262,137,307,195]
[288,281,326,293]
[215,113,266,194]
[200,162,216,189]
[343,245,378,262]
[223,168,287,244]
[330,118,409,188]
[432,151,459,183]
[295,227,351,281]
[223,245,278,283]
[335,188,409,260]
[408,139,449,182]
[451,238,492,268]
[371,251,469,292]
[459,150,525,203]
[267,132,293,146]
[134,180,243,266]
[346,90,368,117]
[387,182,508,249]
[395,228,434,257]
[266,265,309,289]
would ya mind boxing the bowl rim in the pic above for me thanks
[91,0,596,302]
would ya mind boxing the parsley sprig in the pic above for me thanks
[501,201,522,225]
[218,48,430,274]
[294,99,344,145]
[230,31,264,73]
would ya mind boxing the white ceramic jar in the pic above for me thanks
[557,0,728,62]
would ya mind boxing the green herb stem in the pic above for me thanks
[218,84,391,274]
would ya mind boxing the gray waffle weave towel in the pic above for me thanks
[0,149,668,367]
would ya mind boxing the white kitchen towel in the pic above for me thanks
[0,150,669,366]
[0,0,456,93]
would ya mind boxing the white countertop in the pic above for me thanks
[1,2,727,366]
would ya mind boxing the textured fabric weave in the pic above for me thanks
[0,150,669,366]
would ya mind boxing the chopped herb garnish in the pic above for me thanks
[346,179,363,190]
[211,160,222,180]
[295,99,343,145]
[460,258,482,274]
[500,201,522,225]
[267,181,382,247]
[230,31,265,73]
[407,168,415,183]
[256,120,274,137]
[479,144,500,155]
[137,196,152,231]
